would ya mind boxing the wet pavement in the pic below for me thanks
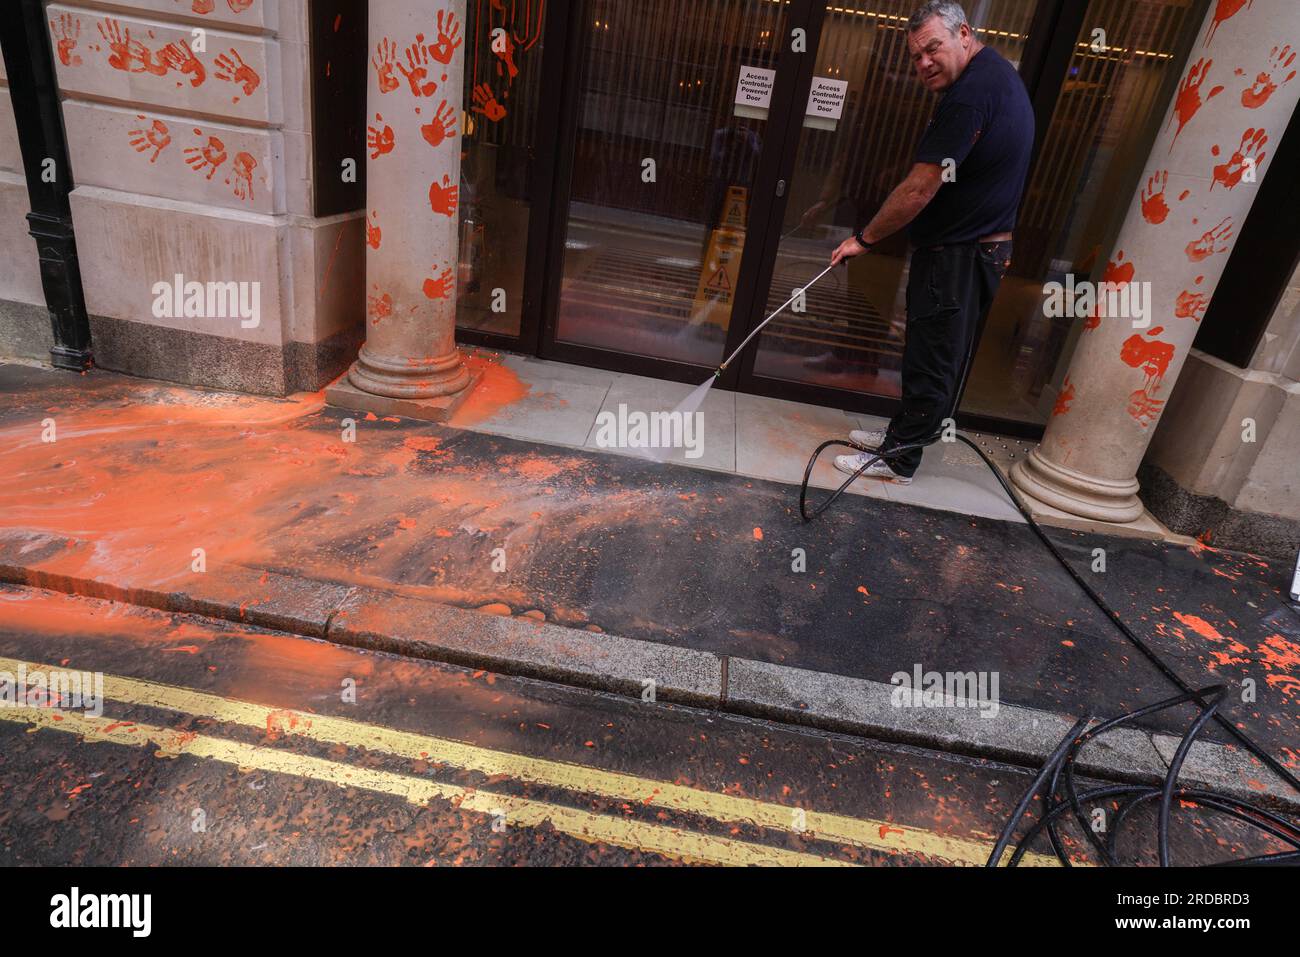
[0,362,1296,770]
[0,585,1290,866]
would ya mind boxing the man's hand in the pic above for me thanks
[831,235,869,266]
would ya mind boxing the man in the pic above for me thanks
[829,0,1034,484]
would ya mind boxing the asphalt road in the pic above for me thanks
[0,585,1289,866]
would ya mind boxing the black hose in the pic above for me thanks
[798,431,1300,865]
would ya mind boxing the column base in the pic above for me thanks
[325,368,481,423]
[346,343,472,400]
[1009,448,1143,523]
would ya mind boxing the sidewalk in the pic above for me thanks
[1,358,1297,806]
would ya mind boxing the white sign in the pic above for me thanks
[735,65,775,110]
[806,76,848,120]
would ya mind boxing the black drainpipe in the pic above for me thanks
[0,0,91,370]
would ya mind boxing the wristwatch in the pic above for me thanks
[854,228,872,251]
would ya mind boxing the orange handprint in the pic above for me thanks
[1126,389,1165,427]
[471,83,507,122]
[1185,217,1233,261]
[1168,58,1223,151]
[367,117,395,158]
[372,38,401,93]
[494,32,519,81]
[1140,170,1169,225]
[420,100,457,149]
[214,48,260,96]
[192,0,215,13]
[1175,287,1209,321]
[1210,128,1267,191]
[97,18,135,72]
[422,266,454,300]
[367,291,393,324]
[1242,45,1295,109]
[97,19,167,77]
[50,13,82,67]
[1052,376,1075,417]
[1121,329,1175,384]
[397,35,439,97]
[1083,251,1134,329]
[228,152,257,200]
[428,175,459,217]
[184,134,227,180]
[429,10,463,65]
[227,0,255,12]
[159,39,206,87]
[1206,0,1253,46]
[135,43,170,77]
[366,212,382,250]
[127,118,171,163]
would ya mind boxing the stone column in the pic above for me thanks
[332,0,473,416]
[1011,0,1300,522]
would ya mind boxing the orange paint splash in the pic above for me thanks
[1140,170,1170,224]
[448,353,530,426]
[1052,376,1075,416]
[1205,0,1253,47]
[1173,612,1226,642]
[1168,58,1223,150]
[1211,129,1267,192]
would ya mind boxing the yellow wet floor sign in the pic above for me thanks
[693,186,749,329]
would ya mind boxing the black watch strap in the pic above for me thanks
[854,228,872,250]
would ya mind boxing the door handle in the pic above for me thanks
[775,179,786,197]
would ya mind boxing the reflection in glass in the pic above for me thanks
[553,0,787,366]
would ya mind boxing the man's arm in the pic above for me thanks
[831,162,944,265]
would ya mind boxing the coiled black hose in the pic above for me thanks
[798,432,1300,865]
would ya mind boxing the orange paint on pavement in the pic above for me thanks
[1172,612,1226,642]
[448,353,530,426]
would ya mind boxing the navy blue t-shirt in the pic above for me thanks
[909,46,1035,247]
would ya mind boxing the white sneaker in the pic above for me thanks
[833,452,912,484]
[848,427,887,450]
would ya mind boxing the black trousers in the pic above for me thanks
[882,240,1011,477]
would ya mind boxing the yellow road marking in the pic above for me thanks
[0,706,845,867]
[0,654,1056,865]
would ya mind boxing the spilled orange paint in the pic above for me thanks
[1172,612,1225,642]
[448,353,530,426]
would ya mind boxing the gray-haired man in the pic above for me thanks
[830,1,1034,483]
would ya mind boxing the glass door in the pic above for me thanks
[736,0,1041,415]
[542,0,799,376]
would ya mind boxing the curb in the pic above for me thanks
[2,533,1296,814]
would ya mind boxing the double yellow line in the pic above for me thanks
[0,655,1053,866]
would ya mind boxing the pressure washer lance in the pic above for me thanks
[658,261,841,434]
[715,262,838,376]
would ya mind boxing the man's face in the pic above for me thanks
[908,17,973,92]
